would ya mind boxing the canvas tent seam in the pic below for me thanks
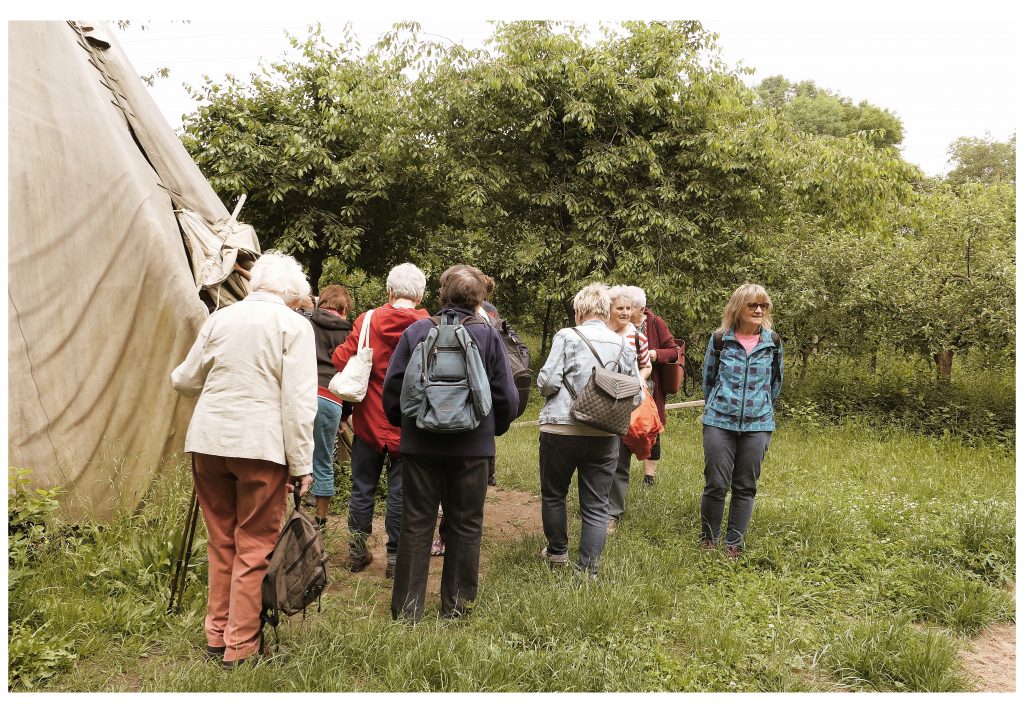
[8,290,61,463]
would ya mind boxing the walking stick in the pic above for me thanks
[167,486,201,615]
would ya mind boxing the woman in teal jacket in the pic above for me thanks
[700,283,783,558]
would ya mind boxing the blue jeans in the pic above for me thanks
[311,397,343,497]
[348,436,403,557]
[539,432,618,574]
[700,425,772,548]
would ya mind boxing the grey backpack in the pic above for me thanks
[564,328,641,436]
[400,311,493,433]
[260,493,328,645]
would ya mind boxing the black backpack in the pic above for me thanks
[260,493,328,647]
[494,317,532,419]
[710,330,782,387]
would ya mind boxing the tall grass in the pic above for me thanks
[9,410,1015,692]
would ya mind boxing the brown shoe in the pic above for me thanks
[701,539,716,552]
[725,544,741,560]
[347,549,374,573]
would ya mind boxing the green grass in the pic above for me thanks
[9,412,1015,691]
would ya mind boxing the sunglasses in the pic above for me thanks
[747,302,769,311]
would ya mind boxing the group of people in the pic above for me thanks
[171,250,783,669]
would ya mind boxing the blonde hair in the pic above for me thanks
[572,282,611,320]
[718,283,773,333]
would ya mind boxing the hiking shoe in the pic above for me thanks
[385,554,397,579]
[607,518,619,535]
[725,544,741,560]
[540,546,568,568]
[701,539,716,552]
[315,516,328,531]
[431,537,445,556]
[487,473,497,487]
[347,549,374,572]
[643,475,655,487]
[205,644,226,661]
[220,642,273,671]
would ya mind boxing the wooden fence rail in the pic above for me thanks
[510,399,705,429]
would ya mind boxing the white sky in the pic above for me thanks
[7,1,1021,178]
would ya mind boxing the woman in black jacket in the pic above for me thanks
[308,284,353,527]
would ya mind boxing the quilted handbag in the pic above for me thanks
[564,328,641,436]
[328,309,374,402]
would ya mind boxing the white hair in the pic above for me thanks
[608,284,633,305]
[624,285,646,309]
[386,262,426,302]
[572,282,611,320]
[249,251,311,304]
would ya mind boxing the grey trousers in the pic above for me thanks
[700,425,772,548]
[607,438,633,521]
[539,432,618,574]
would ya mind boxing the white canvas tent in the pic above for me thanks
[8,20,260,518]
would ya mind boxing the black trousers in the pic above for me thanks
[391,453,489,622]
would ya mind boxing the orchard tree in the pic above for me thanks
[882,181,1015,381]
[946,133,1015,185]
[181,24,432,290]
[755,75,904,150]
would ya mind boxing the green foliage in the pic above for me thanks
[825,614,965,691]
[946,133,1015,185]
[755,75,905,149]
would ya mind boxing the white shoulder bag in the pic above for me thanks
[328,309,374,402]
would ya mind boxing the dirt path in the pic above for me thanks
[959,621,1016,692]
[323,485,542,608]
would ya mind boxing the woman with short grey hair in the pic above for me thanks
[171,250,317,669]
[332,262,430,579]
[535,282,639,576]
[386,262,427,302]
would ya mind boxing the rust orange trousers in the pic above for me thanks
[192,453,288,662]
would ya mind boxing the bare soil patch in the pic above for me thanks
[324,485,543,608]
[959,621,1016,692]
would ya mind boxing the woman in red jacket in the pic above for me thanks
[630,287,678,486]
[331,263,430,579]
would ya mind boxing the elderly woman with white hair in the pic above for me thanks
[606,285,653,531]
[331,263,429,579]
[536,283,639,576]
[171,251,318,669]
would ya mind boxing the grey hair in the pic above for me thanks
[386,262,426,302]
[608,284,634,305]
[249,251,310,304]
[624,285,646,308]
[572,282,611,320]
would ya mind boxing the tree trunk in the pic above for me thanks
[540,299,553,356]
[308,253,325,295]
[796,348,811,390]
[869,346,878,374]
[934,349,953,383]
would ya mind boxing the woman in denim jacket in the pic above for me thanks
[700,283,783,559]
[536,283,640,576]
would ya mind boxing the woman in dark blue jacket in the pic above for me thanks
[382,264,518,622]
[700,283,783,558]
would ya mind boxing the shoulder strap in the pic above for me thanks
[571,327,625,371]
[770,331,782,385]
[710,331,725,386]
[358,309,374,351]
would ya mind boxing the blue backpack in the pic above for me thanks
[400,311,493,432]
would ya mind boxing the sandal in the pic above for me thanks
[431,537,445,556]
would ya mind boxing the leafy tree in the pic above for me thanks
[881,182,1016,381]
[181,24,432,290]
[946,133,1015,185]
[755,75,904,150]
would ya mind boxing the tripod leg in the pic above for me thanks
[173,492,201,614]
[168,485,197,614]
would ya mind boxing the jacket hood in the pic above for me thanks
[310,308,351,330]
[369,303,431,347]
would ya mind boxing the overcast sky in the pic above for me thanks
[26,1,1021,177]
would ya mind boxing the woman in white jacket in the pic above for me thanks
[171,251,317,670]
